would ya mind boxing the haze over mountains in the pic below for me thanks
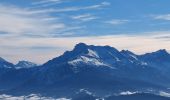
[0,43,170,100]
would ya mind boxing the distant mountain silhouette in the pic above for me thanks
[0,43,170,99]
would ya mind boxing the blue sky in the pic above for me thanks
[0,0,170,63]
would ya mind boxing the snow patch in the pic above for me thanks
[115,56,120,61]
[2,65,12,69]
[79,89,93,95]
[0,94,71,100]
[68,56,109,67]
[15,61,37,69]
[159,91,170,97]
[108,51,120,61]
[130,54,138,60]
[56,98,71,100]
[141,62,148,66]
[120,91,137,95]
[87,49,99,58]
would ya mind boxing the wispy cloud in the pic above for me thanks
[28,2,111,14]
[153,14,170,21]
[31,0,68,8]
[1,32,170,63]
[71,14,97,22]
[151,32,170,40]
[0,1,111,37]
[0,4,69,37]
[32,0,63,5]
[105,19,129,25]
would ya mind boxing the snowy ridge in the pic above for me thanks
[119,91,138,95]
[87,49,100,58]
[48,43,170,74]
[15,61,37,69]
[0,57,14,69]
[68,48,115,72]
[68,56,108,67]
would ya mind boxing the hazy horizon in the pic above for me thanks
[1,0,170,63]
[1,42,170,64]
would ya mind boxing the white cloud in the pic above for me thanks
[28,2,111,14]
[31,0,68,8]
[105,19,129,25]
[0,4,84,38]
[84,1,110,9]
[153,14,170,20]
[71,14,97,21]
[32,0,63,5]
[101,2,111,6]
[0,4,67,37]
[0,1,104,37]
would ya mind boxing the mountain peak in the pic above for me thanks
[142,49,169,56]
[15,60,37,69]
[74,43,88,50]
[140,49,170,63]
[76,42,87,46]
[121,50,135,55]
[0,57,14,69]
[156,49,169,54]
[120,50,139,62]
[43,43,122,69]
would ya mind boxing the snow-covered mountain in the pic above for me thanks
[0,58,37,69]
[42,43,145,71]
[0,43,170,99]
[15,61,37,69]
[42,43,170,73]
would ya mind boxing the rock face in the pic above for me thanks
[0,57,15,78]
[0,43,170,98]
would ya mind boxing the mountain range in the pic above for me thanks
[0,43,170,99]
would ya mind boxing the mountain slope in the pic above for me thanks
[0,57,14,69]
[139,49,170,72]
[0,57,15,78]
